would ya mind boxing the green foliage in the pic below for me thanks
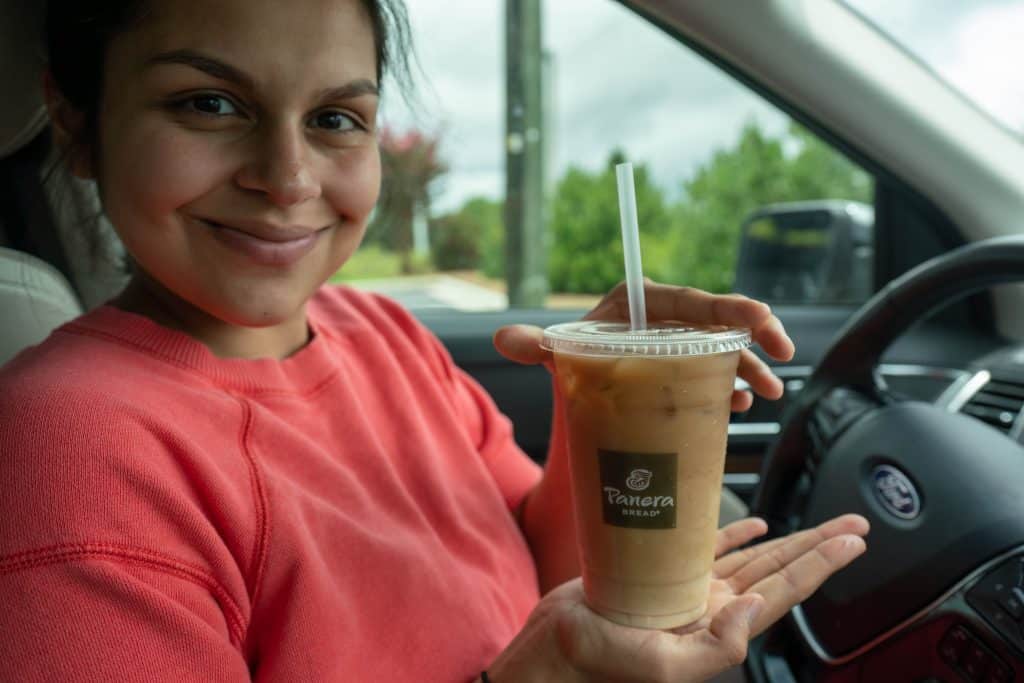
[549,151,674,294]
[540,122,872,295]
[475,199,506,279]
[418,119,872,297]
[670,122,790,292]
[785,123,873,201]
[330,245,402,281]
[331,245,433,282]
[428,197,505,273]
[430,213,480,271]
[669,121,872,292]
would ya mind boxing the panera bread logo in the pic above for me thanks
[626,468,653,491]
[598,450,677,529]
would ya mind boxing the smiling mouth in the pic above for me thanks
[199,218,328,266]
[200,218,323,242]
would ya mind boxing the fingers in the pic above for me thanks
[751,314,795,362]
[714,534,792,580]
[738,349,784,401]
[587,281,771,331]
[716,514,869,584]
[557,595,764,682]
[660,595,762,681]
[493,324,551,366]
[583,280,796,364]
[746,534,866,637]
[731,390,754,412]
[702,595,765,673]
[714,517,769,559]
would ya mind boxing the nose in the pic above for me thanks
[235,123,322,207]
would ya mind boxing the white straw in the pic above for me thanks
[615,162,647,332]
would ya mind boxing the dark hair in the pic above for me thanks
[44,0,413,152]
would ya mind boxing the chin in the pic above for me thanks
[207,292,310,329]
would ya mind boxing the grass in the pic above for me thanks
[330,246,602,309]
[331,245,408,282]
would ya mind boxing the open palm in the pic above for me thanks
[513,514,868,682]
[679,514,869,638]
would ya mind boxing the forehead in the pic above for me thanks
[116,0,378,85]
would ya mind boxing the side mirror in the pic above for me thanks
[733,201,873,305]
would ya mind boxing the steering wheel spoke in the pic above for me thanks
[807,387,881,463]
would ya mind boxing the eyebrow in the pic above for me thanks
[316,81,380,102]
[146,49,255,89]
[145,49,379,100]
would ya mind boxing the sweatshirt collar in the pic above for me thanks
[64,299,360,395]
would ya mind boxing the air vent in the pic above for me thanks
[960,376,1024,434]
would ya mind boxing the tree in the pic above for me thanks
[669,121,872,292]
[368,127,447,273]
[430,197,504,272]
[548,150,674,294]
[474,198,507,278]
[440,119,872,297]
[784,123,872,202]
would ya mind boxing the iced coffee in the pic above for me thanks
[543,321,750,629]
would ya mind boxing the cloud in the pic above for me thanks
[545,4,787,197]
[388,0,795,213]
[943,3,1024,133]
[391,0,1022,214]
[845,0,1024,133]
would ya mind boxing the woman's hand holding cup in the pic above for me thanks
[486,515,868,681]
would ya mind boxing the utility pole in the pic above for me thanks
[504,0,547,307]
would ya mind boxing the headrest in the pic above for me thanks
[0,0,48,159]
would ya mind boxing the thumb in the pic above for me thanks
[493,324,551,366]
[553,595,764,682]
[692,595,764,676]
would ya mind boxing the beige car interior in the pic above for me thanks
[0,0,127,366]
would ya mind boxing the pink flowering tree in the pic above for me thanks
[373,127,447,273]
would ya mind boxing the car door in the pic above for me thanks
[345,0,1006,505]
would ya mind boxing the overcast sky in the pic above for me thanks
[378,0,1024,214]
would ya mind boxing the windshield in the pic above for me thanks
[346,1,886,311]
[845,0,1024,139]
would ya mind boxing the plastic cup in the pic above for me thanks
[543,320,751,629]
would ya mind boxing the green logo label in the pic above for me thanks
[598,449,677,529]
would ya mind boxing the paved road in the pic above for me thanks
[347,275,508,312]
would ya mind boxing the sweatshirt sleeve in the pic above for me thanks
[367,293,543,512]
[442,358,543,512]
[0,560,251,682]
[0,385,254,682]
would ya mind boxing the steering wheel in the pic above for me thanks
[751,235,1024,676]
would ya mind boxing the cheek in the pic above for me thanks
[323,145,381,226]
[98,122,233,223]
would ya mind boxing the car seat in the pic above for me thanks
[0,0,126,366]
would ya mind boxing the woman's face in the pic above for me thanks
[89,0,381,331]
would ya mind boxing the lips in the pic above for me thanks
[199,217,327,267]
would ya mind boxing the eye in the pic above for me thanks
[311,110,358,132]
[182,94,239,116]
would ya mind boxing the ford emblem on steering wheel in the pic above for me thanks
[871,464,921,520]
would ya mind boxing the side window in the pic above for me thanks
[343,1,875,311]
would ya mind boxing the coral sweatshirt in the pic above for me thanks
[0,286,542,682]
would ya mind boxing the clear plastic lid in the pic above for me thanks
[541,320,751,358]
